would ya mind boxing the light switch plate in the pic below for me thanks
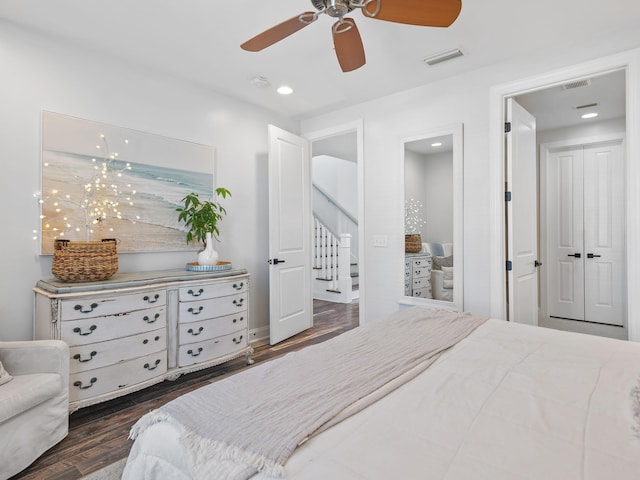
[373,235,388,247]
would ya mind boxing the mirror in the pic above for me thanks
[402,124,463,310]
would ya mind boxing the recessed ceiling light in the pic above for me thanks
[431,142,443,147]
[581,112,598,119]
[277,85,293,95]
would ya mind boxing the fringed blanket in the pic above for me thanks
[129,307,487,480]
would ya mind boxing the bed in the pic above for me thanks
[123,307,640,480]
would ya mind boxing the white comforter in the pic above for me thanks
[123,317,640,479]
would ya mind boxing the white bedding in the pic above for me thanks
[123,315,640,480]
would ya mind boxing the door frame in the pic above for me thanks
[540,134,626,332]
[303,119,366,325]
[489,48,640,342]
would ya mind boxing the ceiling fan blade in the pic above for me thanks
[241,12,317,52]
[363,0,462,27]
[333,18,366,72]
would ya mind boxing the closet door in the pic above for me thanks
[546,140,625,326]
[547,148,585,321]
[583,141,625,326]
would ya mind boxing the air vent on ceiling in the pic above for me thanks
[562,79,591,90]
[575,102,598,110]
[423,48,464,66]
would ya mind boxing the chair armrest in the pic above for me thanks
[0,340,69,378]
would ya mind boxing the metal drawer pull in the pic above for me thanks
[233,335,244,345]
[232,282,244,290]
[188,306,204,315]
[142,336,161,344]
[143,313,161,323]
[73,377,97,390]
[73,351,97,363]
[143,294,160,304]
[188,327,204,336]
[187,288,204,297]
[73,325,97,336]
[233,298,244,307]
[187,347,203,357]
[144,359,162,371]
[74,303,98,314]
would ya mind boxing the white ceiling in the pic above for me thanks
[1,0,639,120]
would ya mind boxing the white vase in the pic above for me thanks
[198,232,219,266]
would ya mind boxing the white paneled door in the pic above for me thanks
[506,99,539,325]
[267,125,313,344]
[546,140,625,326]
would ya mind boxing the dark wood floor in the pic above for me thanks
[11,299,359,480]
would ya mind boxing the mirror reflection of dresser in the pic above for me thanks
[404,253,432,298]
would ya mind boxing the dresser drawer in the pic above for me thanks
[411,287,431,298]
[412,266,431,279]
[69,350,167,402]
[61,305,166,346]
[179,278,247,301]
[68,327,166,374]
[411,257,431,269]
[60,289,166,320]
[178,331,248,367]
[178,292,247,322]
[179,312,247,345]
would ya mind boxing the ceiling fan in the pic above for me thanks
[240,0,462,72]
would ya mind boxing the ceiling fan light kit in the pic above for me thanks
[241,0,462,72]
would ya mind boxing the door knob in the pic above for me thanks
[567,253,581,258]
[586,253,601,259]
[268,258,286,265]
[534,260,542,267]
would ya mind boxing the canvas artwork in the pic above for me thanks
[40,111,214,254]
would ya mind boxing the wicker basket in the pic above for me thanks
[405,234,422,253]
[52,239,119,282]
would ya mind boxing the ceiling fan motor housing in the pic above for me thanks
[312,0,354,17]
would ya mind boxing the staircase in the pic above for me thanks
[313,218,359,303]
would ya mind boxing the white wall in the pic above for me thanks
[403,150,427,239]
[0,21,297,340]
[422,151,453,244]
[300,25,640,323]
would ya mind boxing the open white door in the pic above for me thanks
[268,125,313,344]
[506,98,539,325]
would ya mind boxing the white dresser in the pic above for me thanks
[34,269,252,412]
[404,253,432,298]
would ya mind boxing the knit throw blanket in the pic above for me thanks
[129,307,487,479]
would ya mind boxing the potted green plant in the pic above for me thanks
[176,188,231,265]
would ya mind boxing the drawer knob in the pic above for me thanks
[74,303,98,314]
[144,359,162,371]
[143,294,160,304]
[73,377,97,390]
[187,288,204,297]
[73,351,97,363]
[143,313,161,323]
[142,336,161,344]
[233,335,244,345]
[73,325,97,336]
[188,306,204,315]
[232,316,244,324]
[232,282,244,290]
[187,327,204,336]
[233,298,244,308]
[187,347,203,357]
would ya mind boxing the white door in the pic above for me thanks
[546,140,625,326]
[546,148,585,320]
[506,98,539,325]
[267,125,313,344]
[583,141,625,325]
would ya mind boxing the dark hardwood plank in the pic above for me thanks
[11,299,358,480]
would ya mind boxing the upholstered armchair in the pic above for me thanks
[0,340,69,479]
